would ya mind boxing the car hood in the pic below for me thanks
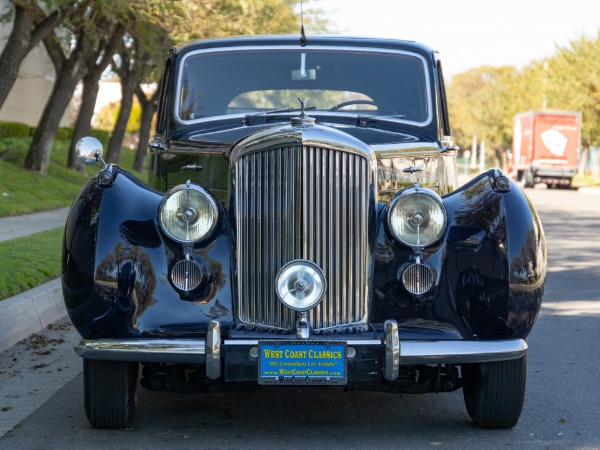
[179,120,430,152]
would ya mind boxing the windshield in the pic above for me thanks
[176,47,431,125]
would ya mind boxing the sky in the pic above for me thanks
[314,0,600,78]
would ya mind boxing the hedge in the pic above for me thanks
[0,121,33,138]
[0,121,110,146]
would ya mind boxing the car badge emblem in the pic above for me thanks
[298,97,310,117]
[291,98,315,126]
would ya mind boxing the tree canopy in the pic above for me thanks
[14,1,598,176]
[0,0,326,174]
[448,31,600,169]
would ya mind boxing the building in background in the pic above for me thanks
[0,13,72,127]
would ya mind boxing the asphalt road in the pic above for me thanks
[1,186,599,450]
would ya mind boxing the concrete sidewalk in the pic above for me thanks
[0,207,70,242]
[0,207,70,352]
[0,207,77,437]
[0,279,67,353]
[0,320,81,437]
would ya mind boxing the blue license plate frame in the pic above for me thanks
[258,340,347,385]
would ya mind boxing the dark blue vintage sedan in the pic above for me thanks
[63,35,546,429]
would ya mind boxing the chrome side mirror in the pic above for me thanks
[75,137,105,166]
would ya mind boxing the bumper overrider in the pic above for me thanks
[74,319,528,384]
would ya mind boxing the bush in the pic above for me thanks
[0,121,111,148]
[90,128,110,147]
[55,127,74,141]
[0,121,33,138]
[55,127,110,147]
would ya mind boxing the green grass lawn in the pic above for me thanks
[0,136,146,300]
[0,228,63,299]
[0,136,145,217]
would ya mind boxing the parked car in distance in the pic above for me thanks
[63,35,546,430]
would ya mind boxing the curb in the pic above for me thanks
[0,278,66,352]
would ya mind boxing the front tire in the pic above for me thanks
[84,359,138,429]
[462,355,527,429]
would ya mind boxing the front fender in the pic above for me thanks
[371,170,546,340]
[62,166,235,339]
[444,170,546,339]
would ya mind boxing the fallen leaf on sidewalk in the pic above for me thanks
[47,322,71,331]
[21,333,65,351]
[34,350,52,356]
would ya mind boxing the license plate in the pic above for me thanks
[258,340,347,385]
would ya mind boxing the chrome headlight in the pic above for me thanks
[276,260,327,312]
[388,187,446,247]
[159,182,218,243]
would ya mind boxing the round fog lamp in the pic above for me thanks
[171,259,203,292]
[276,260,327,312]
[402,263,435,295]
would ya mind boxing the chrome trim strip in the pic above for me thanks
[400,339,528,364]
[384,320,399,381]
[224,338,527,364]
[74,338,527,366]
[206,320,221,380]
[345,340,382,346]
[223,339,382,346]
[74,339,206,363]
[373,142,441,155]
[229,126,377,161]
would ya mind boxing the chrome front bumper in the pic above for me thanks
[74,320,528,382]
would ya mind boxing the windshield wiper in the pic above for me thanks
[242,107,295,126]
[242,106,317,126]
[357,114,407,127]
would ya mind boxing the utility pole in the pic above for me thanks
[542,61,548,111]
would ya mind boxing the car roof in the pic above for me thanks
[172,35,438,62]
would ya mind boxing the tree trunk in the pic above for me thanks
[493,147,508,172]
[67,73,101,170]
[24,66,82,173]
[578,145,589,176]
[133,88,158,172]
[24,40,89,174]
[0,5,35,109]
[0,2,67,110]
[105,73,138,165]
[67,27,124,169]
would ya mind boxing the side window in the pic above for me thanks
[155,59,172,135]
[437,62,451,137]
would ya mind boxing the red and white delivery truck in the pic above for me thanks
[511,110,581,188]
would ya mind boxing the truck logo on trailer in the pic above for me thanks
[540,128,568,157]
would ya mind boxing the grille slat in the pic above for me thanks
[236,145,369,331]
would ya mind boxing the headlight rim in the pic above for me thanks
[387,186,447,248]
[158,183,219,244]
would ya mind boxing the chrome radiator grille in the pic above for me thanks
[235,145,370,332]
